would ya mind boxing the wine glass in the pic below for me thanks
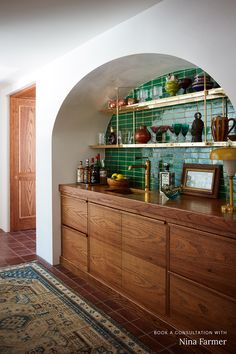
[150,126,159,143]
[181,124,189,141]
[172,123,182,142]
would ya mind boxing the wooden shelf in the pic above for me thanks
[101,88,226,114]
[90,141,236,149]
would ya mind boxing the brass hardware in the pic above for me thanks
[128,159,151,192]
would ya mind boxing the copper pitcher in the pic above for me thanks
[211,116,236,142]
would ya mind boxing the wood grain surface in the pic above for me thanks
[170,224,236,298]
[61,225,88,272]
[61,195,87,233]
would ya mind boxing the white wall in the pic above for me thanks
[1,0,236,264]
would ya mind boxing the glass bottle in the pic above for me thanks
[99,159,107,185]
[91,154,101,184]
[76,161,84,184]
[83,159,91,184]
[107,126,117,145]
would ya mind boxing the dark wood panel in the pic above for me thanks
[170,224,236,298]
[61,195,87,233]
[89,238,122,288]
[122,212,166,267]
[122,252,166,314]
[88,203,121,248]
[61,226,88,273]
[170,274,236,351]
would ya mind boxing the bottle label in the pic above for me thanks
[77,169,83,183]
[100,170,107,178]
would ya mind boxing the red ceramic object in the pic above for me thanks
[127,97,137,105]
[211,116,236,142]
[135,125,151,143]
[108,100,116,109]
[118,98,127,107]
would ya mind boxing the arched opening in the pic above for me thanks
[51,53,235,264]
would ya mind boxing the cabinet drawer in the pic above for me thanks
[170,224,236,298]
[89,238,122,288]
[88,203,121,248]
[122,212,166,267]
[61,195,87,233]
[122,252,166,314]
[61,225,88,272]
[170,274,236,345]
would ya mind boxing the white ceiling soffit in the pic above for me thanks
[63,53,196,109]
[0,0,162,84]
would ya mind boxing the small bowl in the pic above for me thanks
[127,97,137,105]
[161,186,181,200]
[107,177,129,189]
[108,100,116,109]
[118,98,127,107]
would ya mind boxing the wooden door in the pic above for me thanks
[10,95,36,231]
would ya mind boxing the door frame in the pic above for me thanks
[10,85,36,231]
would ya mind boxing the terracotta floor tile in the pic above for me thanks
[122,321,146,337]
[138,334,165,352]
[116,307,141,322]
[167,344,212,354]
[108,311,128,325]
[103,299,123,311]
[6,256,24,265]
[93,301,113,314]
[21,255,37,261]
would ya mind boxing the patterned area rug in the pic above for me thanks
[0,262,151,354]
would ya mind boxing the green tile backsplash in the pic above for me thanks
[105,68,236,201]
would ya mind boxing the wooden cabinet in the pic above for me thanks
[88,205,167,314]
[88,203,122,288]
[169,223,236,349]
[61,194,87,233]
[170,224,236,298]
[122,213,166,314]
[170,274,236,349]
[122,213,166,267]
[60,194,88,272]
[61,225,88,272]
[59,184,236,351]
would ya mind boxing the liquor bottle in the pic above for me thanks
[159,163,175,191]
[107,126,117,145]
[76,161,84,183]
[90,157,95,175]
[90,159,99,184]
[99,159,107,185]
[83,159,91,184]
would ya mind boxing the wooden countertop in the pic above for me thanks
[59,184,236,238]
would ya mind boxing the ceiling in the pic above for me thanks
[0,0,162,85]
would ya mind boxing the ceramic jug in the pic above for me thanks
[135,125,151,143]
[211,116,236,142]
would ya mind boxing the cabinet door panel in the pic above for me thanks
[122,212,166,267]
[61,195,87,233]
[61,225,88,272]
[88,203,121,247]
[170,274,236,347]
[122,252,166,314]
[90,238,121,288]
[170,224,236,298]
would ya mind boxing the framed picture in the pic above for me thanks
[181,163,221,198]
